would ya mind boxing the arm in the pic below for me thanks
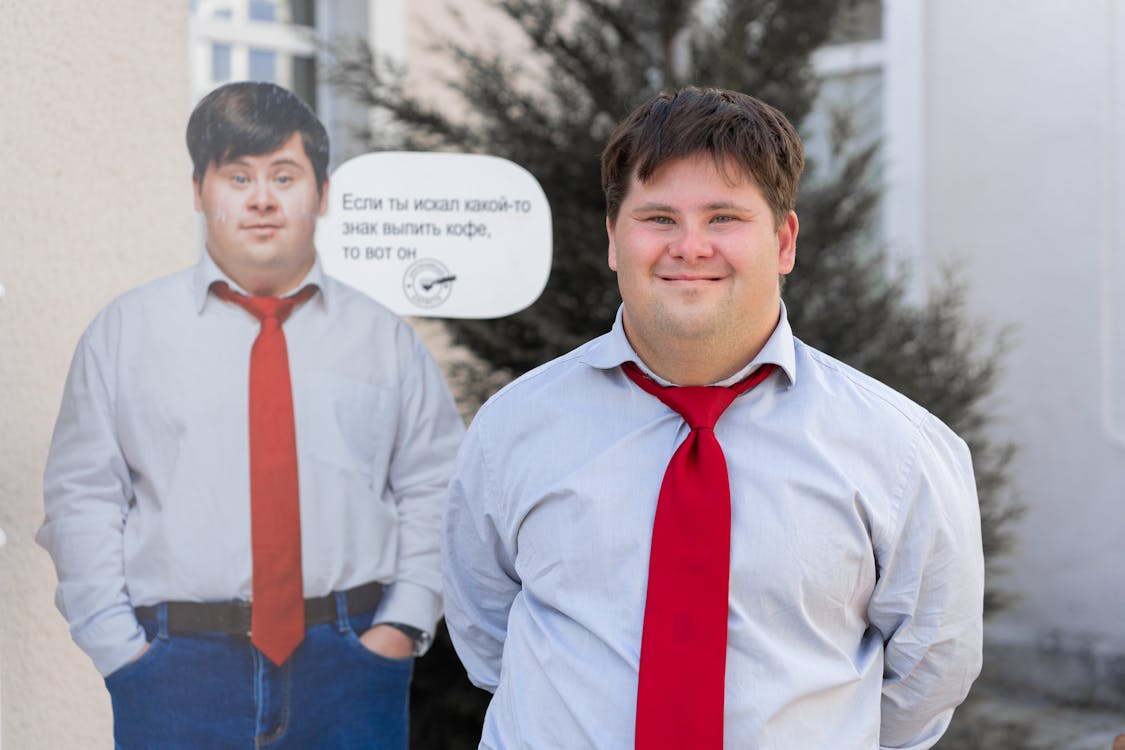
[869,414,985,750]
[371,328,464,652]
[36,324,147,677]
[441,414,521,692]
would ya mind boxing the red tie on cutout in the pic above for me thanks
[622,360,777,750]
[212,281,317,666]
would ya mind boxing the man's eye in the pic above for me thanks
[648,216,674,225]
[276,174,293,185]
[711,215,735,223]
[231,174,249,185]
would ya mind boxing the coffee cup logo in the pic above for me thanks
[403,259,456,308]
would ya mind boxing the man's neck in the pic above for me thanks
[621,310,780,386]
[208,250,314,298]
[625,333,763,386]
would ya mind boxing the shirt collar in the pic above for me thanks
[583,301,798,387]
[192,251,329,314]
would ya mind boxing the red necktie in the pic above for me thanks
[622,360,777,749]
[212,281,317,666]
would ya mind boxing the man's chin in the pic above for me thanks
[651,312,723,343]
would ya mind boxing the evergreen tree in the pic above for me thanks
[329,2,1018,745]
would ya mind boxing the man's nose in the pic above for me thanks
[668,225,715,261]
[246,180,278,211]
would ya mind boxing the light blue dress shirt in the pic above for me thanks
[39,253,464,677]
[443,304,984,750]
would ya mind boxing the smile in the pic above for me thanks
[242,224,282,236]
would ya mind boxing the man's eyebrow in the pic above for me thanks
[630,201,755,212]
[218,156,306,169]
[704,201,754,212]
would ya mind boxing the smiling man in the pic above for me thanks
[442,87,984,749]
[38,82,463,749]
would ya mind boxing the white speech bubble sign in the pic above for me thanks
[316,152,552,318]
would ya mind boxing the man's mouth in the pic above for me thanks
[242,223,282,236]
[659,274,724,282]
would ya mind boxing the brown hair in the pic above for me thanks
[601,87,804,227]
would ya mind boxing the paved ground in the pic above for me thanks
[936,683,1125,750]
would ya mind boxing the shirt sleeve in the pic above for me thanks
[36,322,148,677]
[869,413,985,750]
[441,411,521,692]
[372,327,465,650]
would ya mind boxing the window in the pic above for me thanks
[211,43,232,81]
[805,0,884,187]
[291,54,317,113]
[248,0,275,22]
[800,0,885,251]
[249,48,276,81]
[829,0,882,44]
[190,0,319,109]
[285,0,315,27]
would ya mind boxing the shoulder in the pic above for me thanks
[107,266,193,310]
[313,276,461,402]
[792,337,931,429]
[316,274,426,356]
[319,274,408,329]
[791,338,971,475]
[788,340,976,546]
[472,336,610,425]
[80,267,194,342]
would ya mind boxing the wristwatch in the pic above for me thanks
[380,622,430,655]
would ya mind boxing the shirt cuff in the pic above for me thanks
[75,605,148,678]
[371,580,441,655]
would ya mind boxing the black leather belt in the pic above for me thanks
[134,581,384,635]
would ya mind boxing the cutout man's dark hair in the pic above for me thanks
[186,81,329,191]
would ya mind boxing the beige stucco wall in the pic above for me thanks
[0,4,192,747]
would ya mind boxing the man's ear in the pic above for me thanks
[193,175,203,212]
[777,210,799,275]
[607,215,618,271]
[318,178,330,215]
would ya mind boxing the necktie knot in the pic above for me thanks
[620,361,776,431]
[652,385,736,431]
[211,281,316,325]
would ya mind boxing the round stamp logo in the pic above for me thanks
[402,258,456,309]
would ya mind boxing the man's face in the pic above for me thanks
[194,132,327,296]
[607,154,797,365]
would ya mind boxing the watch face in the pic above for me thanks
[402,258,456,309]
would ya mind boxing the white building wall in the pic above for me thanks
[0,4,192,748]
[919,0,1125,705]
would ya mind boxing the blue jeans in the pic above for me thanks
[105,592,413,749]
